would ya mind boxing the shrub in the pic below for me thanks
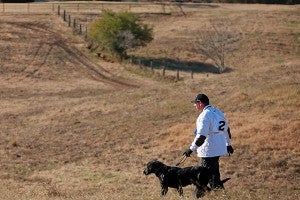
[88,10,153,60]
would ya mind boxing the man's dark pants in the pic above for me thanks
[201,156,223,190]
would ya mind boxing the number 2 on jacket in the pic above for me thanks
[218,121,226,131]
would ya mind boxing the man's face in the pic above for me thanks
[194,102,204,112]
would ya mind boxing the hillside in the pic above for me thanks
[0,3,299,200]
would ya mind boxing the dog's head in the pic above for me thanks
[143,160,165,175]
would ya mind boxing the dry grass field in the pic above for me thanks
[0,3,299,200]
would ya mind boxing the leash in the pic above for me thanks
[175,155,187,166]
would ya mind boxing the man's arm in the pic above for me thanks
[226,127,234,154]
[195,135,206,147]
[183,135,206,157]
[228,127,232,139]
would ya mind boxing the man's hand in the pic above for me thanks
[227,145,234,155]
[183,149,193,157]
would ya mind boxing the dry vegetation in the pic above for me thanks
[0,3,299,200]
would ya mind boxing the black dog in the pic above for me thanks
[144,160,214,197]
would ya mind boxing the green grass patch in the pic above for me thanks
[291,33,300,44]
[289,20,300,27]
[81,171,116,182]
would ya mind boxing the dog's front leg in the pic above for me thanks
[161,186,168,196]
[177,186,183,197]
[195,186,206,198]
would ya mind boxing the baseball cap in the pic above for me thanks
[191,93,209,104]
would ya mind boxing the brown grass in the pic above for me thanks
[0,3,299,200]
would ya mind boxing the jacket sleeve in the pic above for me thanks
[189,113,209,151]
[224,127,232,146]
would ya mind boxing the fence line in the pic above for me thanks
[57,4,195,81]
[130,57,195,81]
[57,5,88,41]
[1,2,54,13]
[0,2,190,14]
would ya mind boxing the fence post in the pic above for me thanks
[77,3,79,12]
[58,5,60,16]
[79,24,82,34]
[63,10,66,21]
[162,66,166,77]
[139,59,142,69]
[150,61,154,72]
[85,26,88,40]
[191,70,194,79]
[130,56,133,64]
[68,15,71,27]
[162,3,165,14]
[176,69,179,81]
[73,19,77,31]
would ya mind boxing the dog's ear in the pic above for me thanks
[144,160,155,175]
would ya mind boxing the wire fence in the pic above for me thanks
[0,2,190,14]
[1,2,54,12]
[57,5,88,40]
[52,2,172,14]
[130,59,195,81]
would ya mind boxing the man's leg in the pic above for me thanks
[201,156,223,190]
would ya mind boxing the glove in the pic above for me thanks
[227,146,234,154]
[183,149,193,157]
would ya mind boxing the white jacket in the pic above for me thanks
[190,105,231,157]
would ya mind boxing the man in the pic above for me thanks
[183,93,234,190]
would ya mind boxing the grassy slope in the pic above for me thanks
[0,3,299,200]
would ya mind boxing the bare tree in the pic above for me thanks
[194,18,243,73]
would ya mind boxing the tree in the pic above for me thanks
[194,18,243,73]
[88,10,153,60]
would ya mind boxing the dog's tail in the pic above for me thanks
[221,178,231,184]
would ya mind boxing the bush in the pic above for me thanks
[88,10,153,60]
[194,18,243,73]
